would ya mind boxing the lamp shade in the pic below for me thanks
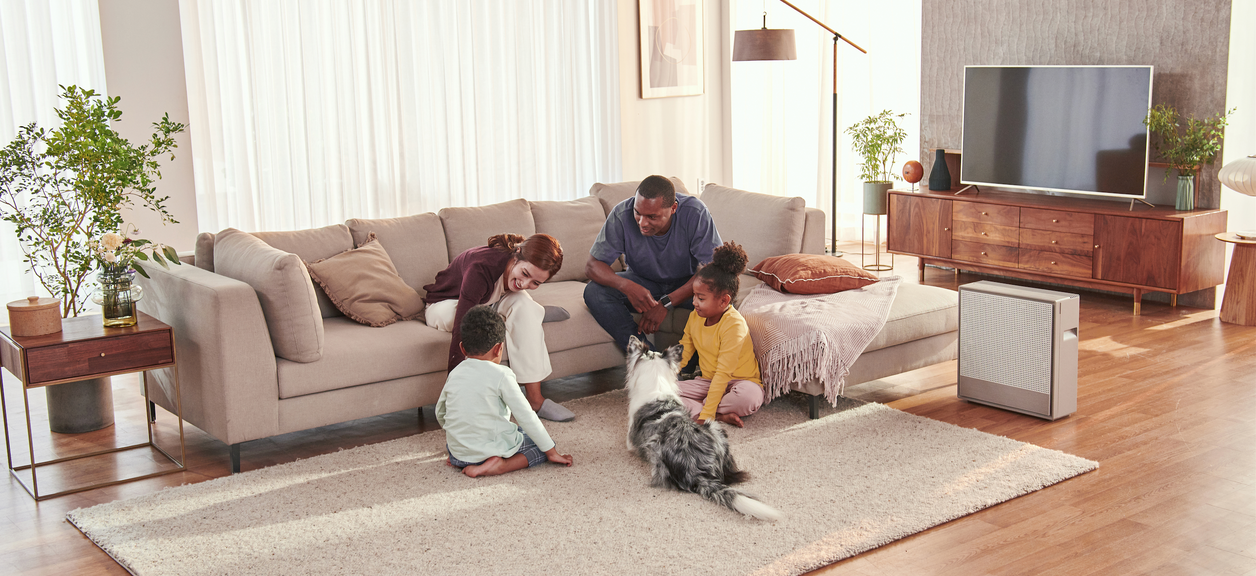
[732,28,797,61]
[1219,155,1256,197]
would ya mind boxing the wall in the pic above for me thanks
[97,0,198,253]
[920,0,1233,308]
[617,0,731,194]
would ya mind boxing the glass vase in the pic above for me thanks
[1176,175,1195,211]
[92,265,144,327]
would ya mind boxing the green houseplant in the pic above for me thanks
[1143,104,1234,211]
[0,85,185,319]
[847,110,908,215]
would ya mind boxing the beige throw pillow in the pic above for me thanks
[305,235,425,327]
[214,228,324,363]
[749,253,879,295]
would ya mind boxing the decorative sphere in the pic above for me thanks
[902,160,924,184]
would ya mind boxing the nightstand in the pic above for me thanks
[0,311,186,500]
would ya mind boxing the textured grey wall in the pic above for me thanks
[921,0,1232,209]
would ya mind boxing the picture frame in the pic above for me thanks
[639,0,704,99]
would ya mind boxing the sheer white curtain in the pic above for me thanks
[179,0,622,234]
[0,0,107,306]
[1223,0,1255,236]
[730,0,921,246]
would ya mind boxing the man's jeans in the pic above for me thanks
[583,271,692,354]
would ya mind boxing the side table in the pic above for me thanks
[0,311,186,500]
[1216,233,1256,326]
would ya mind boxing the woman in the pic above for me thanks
[423,233,575,422]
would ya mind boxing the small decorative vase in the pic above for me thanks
[928,149,952,191]
[1176,174,1195,211]
[92,265,143,327]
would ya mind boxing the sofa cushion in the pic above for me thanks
[748,253,879,295]
[194,232,215,271]
[530,281,615,353]
[276,317,449,398]
[214,228,324,363]
[588,177,690,216]
[251,224,355,319]
[438,198,536,263]
[701,184,806,269]
[305,235,425,327]
[864,283,959,353]
[346,212,449,296]
[530,196,605,282]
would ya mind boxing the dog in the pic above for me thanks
[623,336,781,521]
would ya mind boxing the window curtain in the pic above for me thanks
[179,0,622,234]
[0,0,107,306]
[1223,0,1255,239]
[729,0,921,246]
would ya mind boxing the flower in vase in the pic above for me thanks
[90,223,182,278]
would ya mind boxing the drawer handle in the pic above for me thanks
[1052,240,1057,244]
[944,227,950,231]
[1094,244,1100,249]
[99,352,105,357]
[1052,219,1059,223]
[1051,261,1057,265]
[981,211,988,215]
[981,232,987,236]
[981,251,987,256]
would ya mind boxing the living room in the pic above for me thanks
[1,0,1254,574]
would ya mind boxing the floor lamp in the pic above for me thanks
[733,0,866,257]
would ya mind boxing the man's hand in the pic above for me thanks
[637,304,668,334]
[620,281,658,313]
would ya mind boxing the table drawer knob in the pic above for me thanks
[1052,240,1057,244]
[981,251,987,256]
[1052,219,1059,223]
[99,352,105,357]
[981,211,988,215]
[981,232,987,236]
[943,227,949,231]
[1051,261,1057,265]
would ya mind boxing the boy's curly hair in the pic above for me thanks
[460,305,506,356]
[695,242,749,302]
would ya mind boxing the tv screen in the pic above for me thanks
[961,65,1153,199]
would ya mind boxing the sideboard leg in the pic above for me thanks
[1171,293,1178,307]
[230,443,241,474]
[809,395,821,420]
[1133,289,1142,316]
[918,260,925,282]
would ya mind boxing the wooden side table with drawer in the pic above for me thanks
[0,311,186,500]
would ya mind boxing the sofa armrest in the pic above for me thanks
[802,207,826,255]
[137,263,281,445]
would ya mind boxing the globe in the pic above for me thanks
[902,160,924,184]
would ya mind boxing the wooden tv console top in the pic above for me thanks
[886,188,1228,315]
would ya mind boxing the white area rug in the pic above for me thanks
[68,392,1096,576]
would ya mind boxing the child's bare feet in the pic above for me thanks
[463,456,504,477]
[716,413,745,428]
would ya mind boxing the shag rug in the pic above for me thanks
[68,391,1096,576]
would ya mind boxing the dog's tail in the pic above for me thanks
[699,481,782,521]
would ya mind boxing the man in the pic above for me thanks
[584,175,721,352]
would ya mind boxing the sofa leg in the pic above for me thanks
[230,443,241,474]
[809,395,821,420]
[147,400,156,423]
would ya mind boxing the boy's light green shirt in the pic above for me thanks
[436,358,555,463]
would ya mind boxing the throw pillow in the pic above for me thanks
[213,228,324,363]
[305,234,426,327]
[748,253,879,295]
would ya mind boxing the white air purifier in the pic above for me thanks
[958,281,1079,420]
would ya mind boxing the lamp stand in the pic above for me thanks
[831,35,840,256]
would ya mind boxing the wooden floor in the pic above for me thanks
[2,248,1255,575]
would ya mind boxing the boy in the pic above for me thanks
[436,305,573,477]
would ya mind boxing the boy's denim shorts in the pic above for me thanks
[447,426,547,468]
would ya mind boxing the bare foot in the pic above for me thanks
[463,456,504,478]
[716,413,745,428]
[445,457,456,468]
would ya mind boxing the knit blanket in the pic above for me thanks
[740,276,902,405]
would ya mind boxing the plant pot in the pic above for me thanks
[1176,175,1195,211]
[863,182,892,215]
[92,266,144,327]
[46,377,115,433]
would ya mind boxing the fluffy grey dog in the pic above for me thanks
[624,336,781,521]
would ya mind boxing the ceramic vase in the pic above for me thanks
[1176,175,1195,211]
[92,265,143,327]
[928,149,952,191]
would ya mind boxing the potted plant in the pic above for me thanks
[847,110,908,215]
[0,85,185,321]
[1143,104,1234,211]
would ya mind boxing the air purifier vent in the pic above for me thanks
[959,289,1053,394]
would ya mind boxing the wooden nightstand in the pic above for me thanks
[0,311,186,500]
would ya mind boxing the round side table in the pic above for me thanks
[1215,233,1256,326]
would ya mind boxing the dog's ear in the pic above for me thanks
[664,344,684,370]
[627,336,646,357]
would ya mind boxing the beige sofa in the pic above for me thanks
[138,180,958,471]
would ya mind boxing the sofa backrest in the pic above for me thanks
[588,177,690,216]
[698,183,807,269]
[529,196,606,282]
[251,224,355,318]
[437,198,536,264]
[345,212,449,297]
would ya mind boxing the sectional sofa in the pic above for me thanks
[138,180,958,472]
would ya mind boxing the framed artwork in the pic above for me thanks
[639,0,704,99]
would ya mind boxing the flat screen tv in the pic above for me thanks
[961,65,1153,199]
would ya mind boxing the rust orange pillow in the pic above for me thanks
[748,254,879,294]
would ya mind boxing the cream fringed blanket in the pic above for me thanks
[741,276,902,405]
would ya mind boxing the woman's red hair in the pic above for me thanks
[487,233,564,278]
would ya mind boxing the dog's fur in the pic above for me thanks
[624,337,781,521]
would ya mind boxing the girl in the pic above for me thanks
[423,233,575,422]
[676,242,763,427]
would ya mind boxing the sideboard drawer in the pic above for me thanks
[953,202,1020,226]
[1019,228,1094,256]
[952,240,1019,267]
[1020,208,1094,235]
[25,331,174,385]
[1019,248,1093,278]
[952,220,1019,247]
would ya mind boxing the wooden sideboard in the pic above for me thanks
[887,189,1228,314]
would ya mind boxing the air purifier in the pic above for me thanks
[957,281,1079,420]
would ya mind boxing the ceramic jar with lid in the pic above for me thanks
[5,296,62,337]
